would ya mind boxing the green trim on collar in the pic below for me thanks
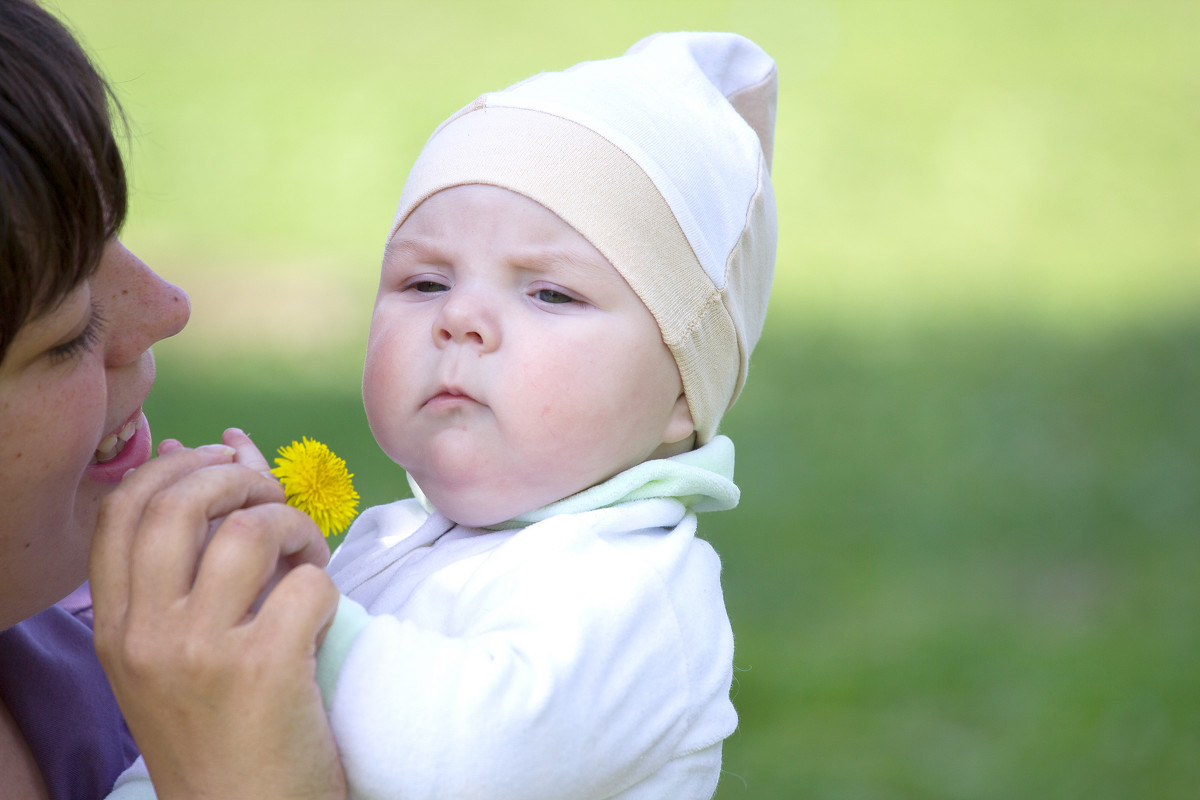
[407,435,739,530]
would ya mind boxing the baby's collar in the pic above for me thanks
[406,435,739,531]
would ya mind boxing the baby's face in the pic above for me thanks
[364,185,694,527]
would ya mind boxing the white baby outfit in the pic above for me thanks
[111,438,742,799]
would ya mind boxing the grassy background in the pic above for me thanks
[54,0,1198,796]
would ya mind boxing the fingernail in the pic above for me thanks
[198,444,237,457]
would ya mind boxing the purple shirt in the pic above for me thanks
[0,584,138,800]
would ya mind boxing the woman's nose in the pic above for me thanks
[95,241,190,367]
[434,289,498,352]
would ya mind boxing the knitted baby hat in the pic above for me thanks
[389,31,778,443]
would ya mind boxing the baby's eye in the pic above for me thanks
[410,279,449,293]
[534,288,576,305]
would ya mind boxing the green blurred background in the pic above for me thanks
[55,0,1198,796]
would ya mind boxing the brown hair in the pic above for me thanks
[0,0,128,359]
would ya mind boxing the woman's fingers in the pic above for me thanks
[88,435,346,800]
[90,444,238,631]
[125,463,282,607]
[93,431,329,638]
[254,563,342,655]
[188,502,328,630]
[218,427,331,570]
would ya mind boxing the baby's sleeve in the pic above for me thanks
[104,756,153,799]
[315,594,374,709]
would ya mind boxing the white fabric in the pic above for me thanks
[106,757,151,799]
[485,32,771,291]
[324,494,737,799]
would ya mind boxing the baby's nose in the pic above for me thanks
[434,290,498,352]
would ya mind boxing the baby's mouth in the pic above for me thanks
[93,417,140,464]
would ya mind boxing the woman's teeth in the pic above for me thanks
[94,418,139,464]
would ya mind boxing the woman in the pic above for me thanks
[0,1,344,797]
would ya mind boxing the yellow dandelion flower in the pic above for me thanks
[271,437,360,538]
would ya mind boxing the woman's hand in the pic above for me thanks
[90,432,346,800]
[159,429,307,611]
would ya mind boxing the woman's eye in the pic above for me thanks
[534,288,576,305]
[48,306,105,365]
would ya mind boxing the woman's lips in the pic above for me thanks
[85,410,153,484]
[93,416,140,464]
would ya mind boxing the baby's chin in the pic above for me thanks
[433,496,531,529]
[420,482,566,528]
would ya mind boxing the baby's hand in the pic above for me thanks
[223,429,329,608]
[154,429,327,609]
[222,427,274,476]
[156,428,271,476]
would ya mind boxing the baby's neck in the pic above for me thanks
[649,433,697,462]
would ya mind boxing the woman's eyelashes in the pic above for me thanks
[48,305,105,364]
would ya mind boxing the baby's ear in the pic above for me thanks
[663,393,696,447]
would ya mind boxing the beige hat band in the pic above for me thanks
[390,105,740,442]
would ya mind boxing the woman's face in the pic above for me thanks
[0,241,189,629]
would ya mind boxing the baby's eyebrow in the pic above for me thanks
[512,246,618,284]
[383,234,446,265]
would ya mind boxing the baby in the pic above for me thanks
[114,30,776,800]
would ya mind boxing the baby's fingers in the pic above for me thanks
[223,428,274,476]
[126,464,285,608]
